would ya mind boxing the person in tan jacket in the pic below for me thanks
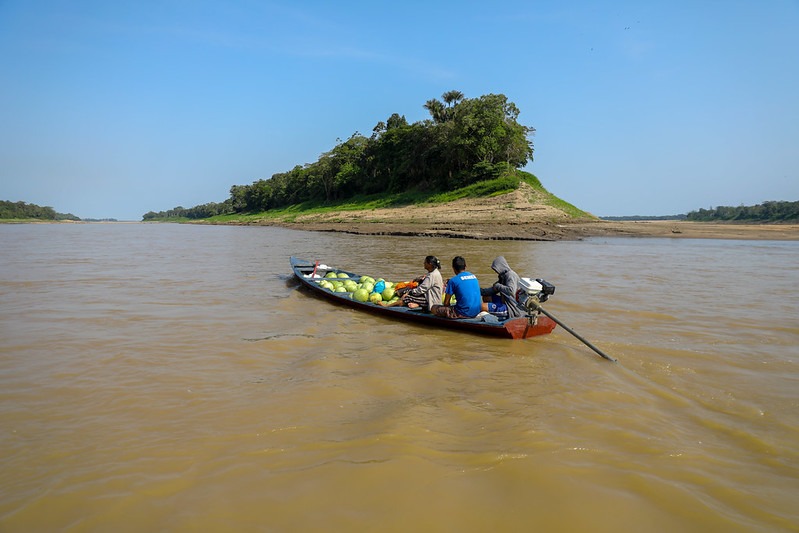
[391,255,443,312]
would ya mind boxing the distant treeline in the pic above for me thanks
[144,202,233,221]
[686,201,799,222]
[143,91,535,220]
[0,200,79,221]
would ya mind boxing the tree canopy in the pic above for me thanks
[0,200,79,221]
[143,91,535,220]
[686,201,799,222]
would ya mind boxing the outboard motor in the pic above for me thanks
[518,277,555,302]
[518,277,556,322]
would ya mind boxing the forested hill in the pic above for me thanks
[144,91,543,221]
[0,200,79,221]
[686,201,799,222]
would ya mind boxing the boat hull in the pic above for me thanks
[290,257,556,340]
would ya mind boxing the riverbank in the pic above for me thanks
[261,219,799,241]
[234,184,799,240]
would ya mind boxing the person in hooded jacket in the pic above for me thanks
[480,256,525,318]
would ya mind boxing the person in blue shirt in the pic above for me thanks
[431,256,482,319]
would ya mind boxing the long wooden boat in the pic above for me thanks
[290,256,557,340]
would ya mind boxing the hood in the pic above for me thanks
[491,256,511,275]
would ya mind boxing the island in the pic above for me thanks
[137,90,793,242]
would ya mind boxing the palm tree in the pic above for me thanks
[423,98,446,123]
[442,90,464,108]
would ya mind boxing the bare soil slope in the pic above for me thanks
[247,183,799,241]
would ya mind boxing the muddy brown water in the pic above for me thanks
[1,223,797,532]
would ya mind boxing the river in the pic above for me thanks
[1,223,797,532]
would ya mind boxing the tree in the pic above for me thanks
[423,90,465,125]
[442,90,464,107]
[385,113,408,130]
[312,134,369,202]
[229,185,248,211]
[448,94,534,185]
[423,98,447,124]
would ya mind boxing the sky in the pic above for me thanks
[1,1,797,220]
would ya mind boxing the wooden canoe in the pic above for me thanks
[290,256,556,340]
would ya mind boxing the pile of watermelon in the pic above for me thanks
[315,272,399,305]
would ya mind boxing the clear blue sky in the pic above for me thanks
[2,1,797,220]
